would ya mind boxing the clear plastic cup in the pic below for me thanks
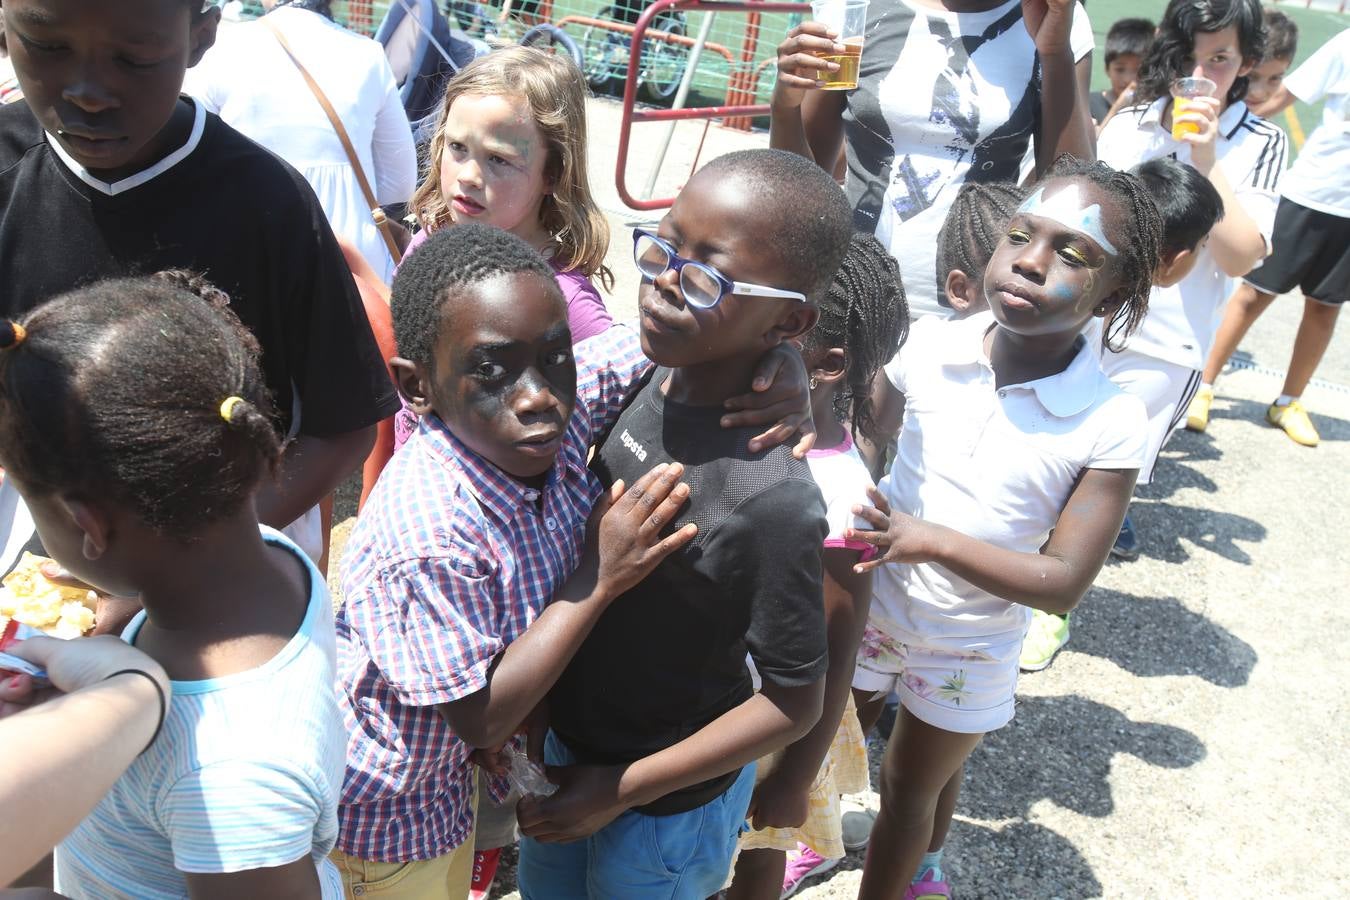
[809,0,870,91]
[1170,76,1216,139]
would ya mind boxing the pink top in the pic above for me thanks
[805,431,878,562]
[392,228,613,448]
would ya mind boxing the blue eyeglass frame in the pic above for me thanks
[631,229,807,309]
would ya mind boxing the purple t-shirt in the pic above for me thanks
[392,228,613,448]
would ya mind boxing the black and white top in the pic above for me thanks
[549,371,829,817]
[841,0,1093,316]
[0,99,399,440]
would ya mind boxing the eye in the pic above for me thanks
[1058,246,1091,267]
[447,140,467,154]
[544,348,572,367]
[489,154,512,167]
[474,362,507,380]
[1007,228,1031,244]
[18,35,65,55]
[119,56,162,70]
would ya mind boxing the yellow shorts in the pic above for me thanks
[739,693,870,859]
[331,788,479,899]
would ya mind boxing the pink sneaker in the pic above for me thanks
[903,868,952,900]
[781,843,838,898]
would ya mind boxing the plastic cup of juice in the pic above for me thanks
[1170,76,1217,139]
[809,0,870,91]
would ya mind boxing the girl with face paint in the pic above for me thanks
[845,160,1162,900]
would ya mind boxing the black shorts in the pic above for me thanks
[1244,198,1350,304]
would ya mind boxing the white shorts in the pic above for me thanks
[1098,350,1200,485]
[852,622,1019,734]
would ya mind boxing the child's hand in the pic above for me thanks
[1021,0,1075,57]
[722,343,816,457]
[773,22,844,109]
[38,560,141,636]
[1175,94,1221,174]
[845,486,945,573]
[591,463,698,601]
[516,763,629,842]
[746,769,812,830]
[469,743,511,777]
[0,635,169,718]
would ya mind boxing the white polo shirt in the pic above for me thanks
[873,313,1148,659]
[1281,29,1350,217]
[1098,99,1287,371]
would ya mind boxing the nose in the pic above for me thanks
[652,264,686,307]
[62,62,118,115]
[1193,63,1208,84]
[1010,239,1049,284]
[457,157,482,188]
[512,367,562,417]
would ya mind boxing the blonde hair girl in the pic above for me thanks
[409,47,613,293]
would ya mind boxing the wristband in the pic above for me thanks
[106,668,167,754]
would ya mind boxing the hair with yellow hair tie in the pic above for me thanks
[219,396,245,424]
[0,321,27,350]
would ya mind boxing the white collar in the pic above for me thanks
[44,99,206,196]
[1132,96,1253,141]
[944,312,1107,418]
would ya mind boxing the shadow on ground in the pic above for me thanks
[1209,394,1350,443]
[1070,587,1258,686]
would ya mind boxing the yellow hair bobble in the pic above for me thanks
[0,321,27,350]
[219,396,245,424]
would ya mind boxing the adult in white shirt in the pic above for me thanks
[1191,28,1350,448]
[187,0,418,284]
[1096,0,1284,557]
[769,0,1096,320]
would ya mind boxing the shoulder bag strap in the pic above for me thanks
[264,19,403,264]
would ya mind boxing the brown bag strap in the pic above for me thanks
[265,18,403,264]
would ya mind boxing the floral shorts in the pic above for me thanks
[853,621,1019,734]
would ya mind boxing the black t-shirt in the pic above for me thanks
[550,372,829,816]
[0,100,398,437]
[1090,90,1113,124]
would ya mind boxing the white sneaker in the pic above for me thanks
[840,800,877,852]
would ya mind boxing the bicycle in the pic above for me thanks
[443,0,584,69]
[579,2,691,104]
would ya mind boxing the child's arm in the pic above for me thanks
[850,466,1137,615]
[185,860,322,900]
[1028,0,1096,173]
[1176,96,1279,277]
[745,551,871,830]
[518,680,825,843]
[855,370,906,481]
[439,465,698,750]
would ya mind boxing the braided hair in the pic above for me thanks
[804,233,909,445]
[936,181,1031,302]
[0,273,281,540]
[1045,155,1163,351]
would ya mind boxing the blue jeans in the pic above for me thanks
[517,732,755,900]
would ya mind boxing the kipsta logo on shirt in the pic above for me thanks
[620,429,648,462]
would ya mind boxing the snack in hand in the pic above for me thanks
[0,552,97,639]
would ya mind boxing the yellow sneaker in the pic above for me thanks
[1266,399,1320,447]
[1186,385,1214,432]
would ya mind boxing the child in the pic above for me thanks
[847,158,1158,900]
[1093,18,1155,126]
[1097,0,1285,558]
[392,46,615,448]
[333,224,809,899]
[1191,27,1349,448]
[1024,156,1224,670]
[0,0,398,570]
[516,148,852,899]
[0,272,346,897]
[728,233,910,900]
[1243,7,1297,109]
[934,181,1032,318]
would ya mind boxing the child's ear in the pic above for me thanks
[60,498,111,562]
[811,347,848,386]
[187,7,222,68]
[1092,289,1127,322]
[1154,247,1194,288]
[772,303,820,346]
[391,357,436,416]
[944,269,974,315]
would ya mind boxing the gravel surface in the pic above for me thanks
[327,98,1350,898]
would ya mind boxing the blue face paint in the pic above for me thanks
[1018,184,1119,257]
[1051,282,1077,300]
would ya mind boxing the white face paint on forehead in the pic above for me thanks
[1018,183,1119,257]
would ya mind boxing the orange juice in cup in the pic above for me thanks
[810,0,869,91]
[1170,76,1216,140]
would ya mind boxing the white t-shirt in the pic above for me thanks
[55,528,345,899]
[806,431,877,562]
[839,0,1094,318]
[872,313,1147,658]
[1281,29,1350,217]
[187,6,418,283]
[1098,99,1286,370]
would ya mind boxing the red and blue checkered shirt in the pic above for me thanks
[334,325,651,862]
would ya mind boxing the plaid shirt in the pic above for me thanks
[334,325,650,862]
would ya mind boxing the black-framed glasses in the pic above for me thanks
[632,229,807,309]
